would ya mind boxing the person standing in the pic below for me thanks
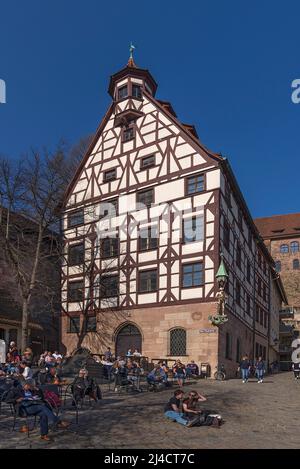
[172,360,186,387]
[104,347,113,362]
[255,356,266,383]
[238,355,251,383]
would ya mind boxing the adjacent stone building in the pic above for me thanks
[60,57,285,376]
[255,213,300,369]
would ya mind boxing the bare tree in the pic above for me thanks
[0,135,125,354]
[0,147,68,351]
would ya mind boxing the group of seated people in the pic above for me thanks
[0,373,71,441]
[96,352,201,391]
[164,389,223,428]
[38,350,63,368]
[2,345,65,386]
[1,357,102,441]
[147,360,200,389]
[5,342,34,368]
[112,357,144,391]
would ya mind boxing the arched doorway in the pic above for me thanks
[115,324,142,357]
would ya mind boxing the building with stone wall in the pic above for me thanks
[60,57,284,377]
[255,213,300,369]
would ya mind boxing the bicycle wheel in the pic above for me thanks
[214,371,225,381]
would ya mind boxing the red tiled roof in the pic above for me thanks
[254,213,300,239]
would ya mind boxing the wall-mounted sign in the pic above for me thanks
[199,328,217,333]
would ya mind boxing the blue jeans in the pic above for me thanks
[23,404,59,436]
[241,369,249,381]
[256,370,264,380]
[165,411,188,426]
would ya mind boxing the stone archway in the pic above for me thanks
[115,323,142,357]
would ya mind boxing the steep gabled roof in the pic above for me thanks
[62,88,224,207]
[145,90,223,164]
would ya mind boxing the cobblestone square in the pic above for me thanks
[0,372,299,449]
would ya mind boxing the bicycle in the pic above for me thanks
[214,364,226,381]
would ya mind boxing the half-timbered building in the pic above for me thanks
[61,56,283,376]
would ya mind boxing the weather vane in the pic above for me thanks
[129,42,136,60]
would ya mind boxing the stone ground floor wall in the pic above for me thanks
[61,302,269,379]
[218,310,269,377]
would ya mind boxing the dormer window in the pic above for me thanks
[132,84,142,98]
[118,85,128,100]
[123,127,134,142]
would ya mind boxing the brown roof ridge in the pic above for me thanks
[146,91,223,163]
[181,123,199,139]
[156,99,177,117]
[255,212,300,220]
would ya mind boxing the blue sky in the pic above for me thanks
[0,1,299,218]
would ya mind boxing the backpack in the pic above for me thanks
[43,389,61,409]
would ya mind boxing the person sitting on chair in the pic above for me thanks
[113,360,129,391]
[19,361,33,381]
[7,381,70,441]
[45,367,62,384]
[186,361,199,378]
[147,364,165,388]
[72,369,102,404]
[22,348,33,366]
[126,360,142,391]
